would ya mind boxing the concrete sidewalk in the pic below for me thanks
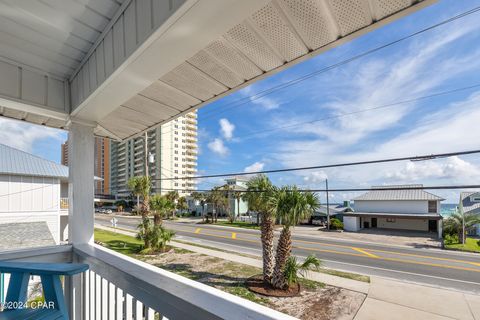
[95,224,480,320]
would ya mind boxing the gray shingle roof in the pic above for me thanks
[0,143,68,179]
[0,222,55,251]
[353,185,444,201]
[460,192,480,214]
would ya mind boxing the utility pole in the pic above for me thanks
[144,131,149,177]
[326,179,330,230]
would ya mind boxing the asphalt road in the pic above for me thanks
[95,214,480,293]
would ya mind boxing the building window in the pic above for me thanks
[428,201,437,213]
[386,218,396,223]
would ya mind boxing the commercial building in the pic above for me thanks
[344,185,443,238]
[110,111,198,196]
[62,138,111,195]
[459,192,480,236]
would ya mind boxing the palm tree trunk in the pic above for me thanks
[153,213,162,226]
[272,226,292,289]
[260,213,275,284]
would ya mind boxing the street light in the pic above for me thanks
[326,179,330,230]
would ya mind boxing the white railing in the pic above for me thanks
[0,245,296,320]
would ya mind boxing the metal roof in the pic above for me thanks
[0,143,68,178]
[353,185,444,201]
[460,192,480,214]
[343,212,442,220]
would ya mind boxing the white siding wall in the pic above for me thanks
[0,174,60,243]
[344,216,360,232]
[375,217,429,231]
[354,200,438,214]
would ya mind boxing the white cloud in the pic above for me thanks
[244,161,265,173]
[242,86,281,110]
[303,171,328,183]
[0,118,64,152]
[386,157,480,183]
[207,138,228,156]
[219,118,235,140]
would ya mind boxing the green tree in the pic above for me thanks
[206,187,227,223]
[136,217,175,253]
[191,191,206,219]
[127,176,151,218]
[242,174,275,283]
[177,196,188,215]
[150,194,174,225]
[269,186,319,289]
[444,209,480,244]
[166,190,180,218]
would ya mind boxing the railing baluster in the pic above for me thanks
[102,278,108,319]
[95,273,102,320]
[146,308,155,320]
[90,271,95,320]
[125,294,133,320]
[84,271,90,320]
[116,287,123,320]
[108,282,115,320]
[134,300,143,320]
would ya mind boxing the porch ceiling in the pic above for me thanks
[0,0,435,139]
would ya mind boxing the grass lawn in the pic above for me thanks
[445,237,480,253]
[94,228,143,255]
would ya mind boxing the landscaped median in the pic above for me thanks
[95,227,369,320]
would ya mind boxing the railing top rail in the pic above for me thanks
[74,243,297,320]
[0,245,73,263]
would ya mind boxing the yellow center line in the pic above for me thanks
[173,226,480,273]
[232,232,237,239]
[352,247,379,258]
[194,228,201,234]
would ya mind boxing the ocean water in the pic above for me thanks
[441,203,457,217]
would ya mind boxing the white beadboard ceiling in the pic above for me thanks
[97,0,434,140]
[0,0,435,138]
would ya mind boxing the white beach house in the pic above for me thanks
[0,143,69,246]
[344,185,443,238]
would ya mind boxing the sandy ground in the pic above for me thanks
[142,250,365,320]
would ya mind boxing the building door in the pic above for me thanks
[371,218,377,228]
[428,220,437,232]
[363,221,369,228]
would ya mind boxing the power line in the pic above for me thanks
[199,5,480,120]
[158,184,480,193]
[221,83,480,140]
[151,149,480,181]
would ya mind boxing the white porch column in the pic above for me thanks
[438,219,443,239]
[67,121,95,320]
[68,122,95,245]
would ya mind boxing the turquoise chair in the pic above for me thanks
[0,261,88,320]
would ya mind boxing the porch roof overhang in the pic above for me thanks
[344,212,443,220]
[0,0,436,140]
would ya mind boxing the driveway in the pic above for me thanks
[292,225,442,248]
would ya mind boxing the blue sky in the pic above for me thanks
[2,0,480,202]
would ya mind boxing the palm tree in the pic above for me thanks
[177,196,188,215]
[150,194,174,225]
[136,217,175,253]
[206,187,227,223]
[127,176,151,218]
[269,186,319,289]
[444,210,480,244]
[242,174,275,283]
[191,191,206,219]
[166,190,179,218]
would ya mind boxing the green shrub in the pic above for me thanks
[444,234,459,245]
[330,218,344,230]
